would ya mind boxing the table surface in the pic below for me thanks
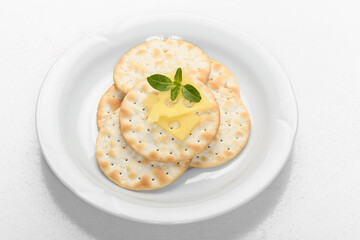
[2,0,360,239]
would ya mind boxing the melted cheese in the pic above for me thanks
[142,71,210,141]
[156,114,200,141]
[146,71,211,123]
[142,93,158,113]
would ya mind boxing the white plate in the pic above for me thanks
[36,13,298,224]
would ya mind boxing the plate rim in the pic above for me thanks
[36,13,298,224]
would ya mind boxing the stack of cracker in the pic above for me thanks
[96,39,250,190]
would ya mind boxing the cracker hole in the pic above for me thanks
[215,153,218,155]
[166,172,169,175]
[111,163,114,166]
[183,100,193,108]
[117,140,120,142]
[156,149,159,152]
[176,162,179,165]
[172,138,174,141]
[151,164,154,167]
[208,145,211,148]
[138,160,141,163]
[139,140,142,143]
[125,158,128,161]
[185,149,188,151]
[169,121,179,130]
[106,153,108,156]
[170,152,173,154]
[138,177,141,180]
[227,147,230,150]
[122,146,126,149]
[220,139,223,142]
[197,140,200,142]
[112,95,115,98]
[108,136,110,138]
[225,112,228,114]
[196,156,199,158]
[129,119,132,122]
[147,129,150,132]
[119,172,122,175]
[133,102,136,105]
[152,178,155,181]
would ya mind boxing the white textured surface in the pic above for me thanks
[1,0,360,239]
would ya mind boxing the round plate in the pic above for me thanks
[36,13,298,224]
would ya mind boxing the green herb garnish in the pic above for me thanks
[174,67,182,85]
[171,85,181,101]
[146,74,173,91]
[182,84,202,103]
[147,68,201,103]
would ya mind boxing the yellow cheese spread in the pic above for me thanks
[147,71,211,123]
[142,71,211,141]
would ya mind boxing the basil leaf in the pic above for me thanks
[147,74,173,91]
[182,84,202,103]
[174,67,182,84]
[171,85,180,101]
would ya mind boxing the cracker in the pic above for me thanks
[96,109,189,191]
[207,59,240,97]
[119,80,220,163]
[96,84,125,129]
[113,39,210,93]
[190,60,251,168]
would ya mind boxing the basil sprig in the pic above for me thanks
[174,67,182,85]
[147,68,202,102]
[146,74,173,91]
[182,84,202,103]
[171,85,181,101]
